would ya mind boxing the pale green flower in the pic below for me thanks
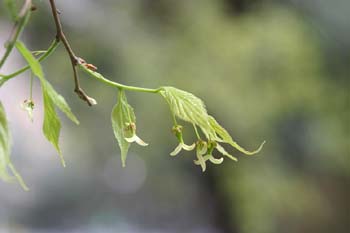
[193,140,208,172]
[170,125,195,156]
[194,140,225,171]
[124,122,148,146]
[21,99,34,122]
[170,142,196,156]
[160,86,264,171]
[125,134,148,146]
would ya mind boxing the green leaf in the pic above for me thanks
[16,40,79,124]
[0,102,12,181]
[16,39,79,166]
[209,116,265,155]
[42,87,66,167]
[42,80,79,124]
[216,143,237,161]
[15,41,44,80]
[160,86,265,159]
[111,90,135,167]
[0,102,29,190]
[160,86,213,136]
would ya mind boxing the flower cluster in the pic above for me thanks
[160,86,265,172]
[170,124,237,172]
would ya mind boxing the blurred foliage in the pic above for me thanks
[0,0,349,232]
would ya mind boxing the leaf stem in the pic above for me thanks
[172,114,178,126]
[79,64,161,94]
[29,72,33,100]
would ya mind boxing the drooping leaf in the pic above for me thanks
[0,102,12,181]
[111,90,135,167]
[0,102,29,190]
[216,143,238,161]
[42,87,65,167]
[16,40,79,124]
[42,80,79,124]
[16,40,79,166]
[208,116,265,155]
[160,86,265,163]
[159,86,213,136]
[15,41,44,80]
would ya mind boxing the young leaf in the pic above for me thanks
[0,102,13,181]
[111,90,135,167]
[160,86,264,167]
[15,41,44,80]
[0,102,29,190]
[159,86,213,136]
[208,116,265,155]
[16,40,79,166]
[16,40,79,124]
[42,87,66,167]
[42,80,79,125]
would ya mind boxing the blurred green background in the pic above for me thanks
[0,0,349,232]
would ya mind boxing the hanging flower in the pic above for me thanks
[193,140,208,172]
[21,99,35,122]
[194,140,225,171]
[159,86,265,171]
[124,122,148,146]
[170,125,195,156]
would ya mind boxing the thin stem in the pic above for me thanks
[0,39,59,83]
[48,0,94,106]
[0,0,32,69]
[29,72,33,100]
[193,124,202,140]
[32,50,47,55]
[172,113,178,126]
[79,64,161,94]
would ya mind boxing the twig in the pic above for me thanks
[48,0,95,106]
[0,0,32,69]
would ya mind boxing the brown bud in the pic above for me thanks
[85,63,98,71]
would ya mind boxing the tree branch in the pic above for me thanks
[48,0,95,106]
